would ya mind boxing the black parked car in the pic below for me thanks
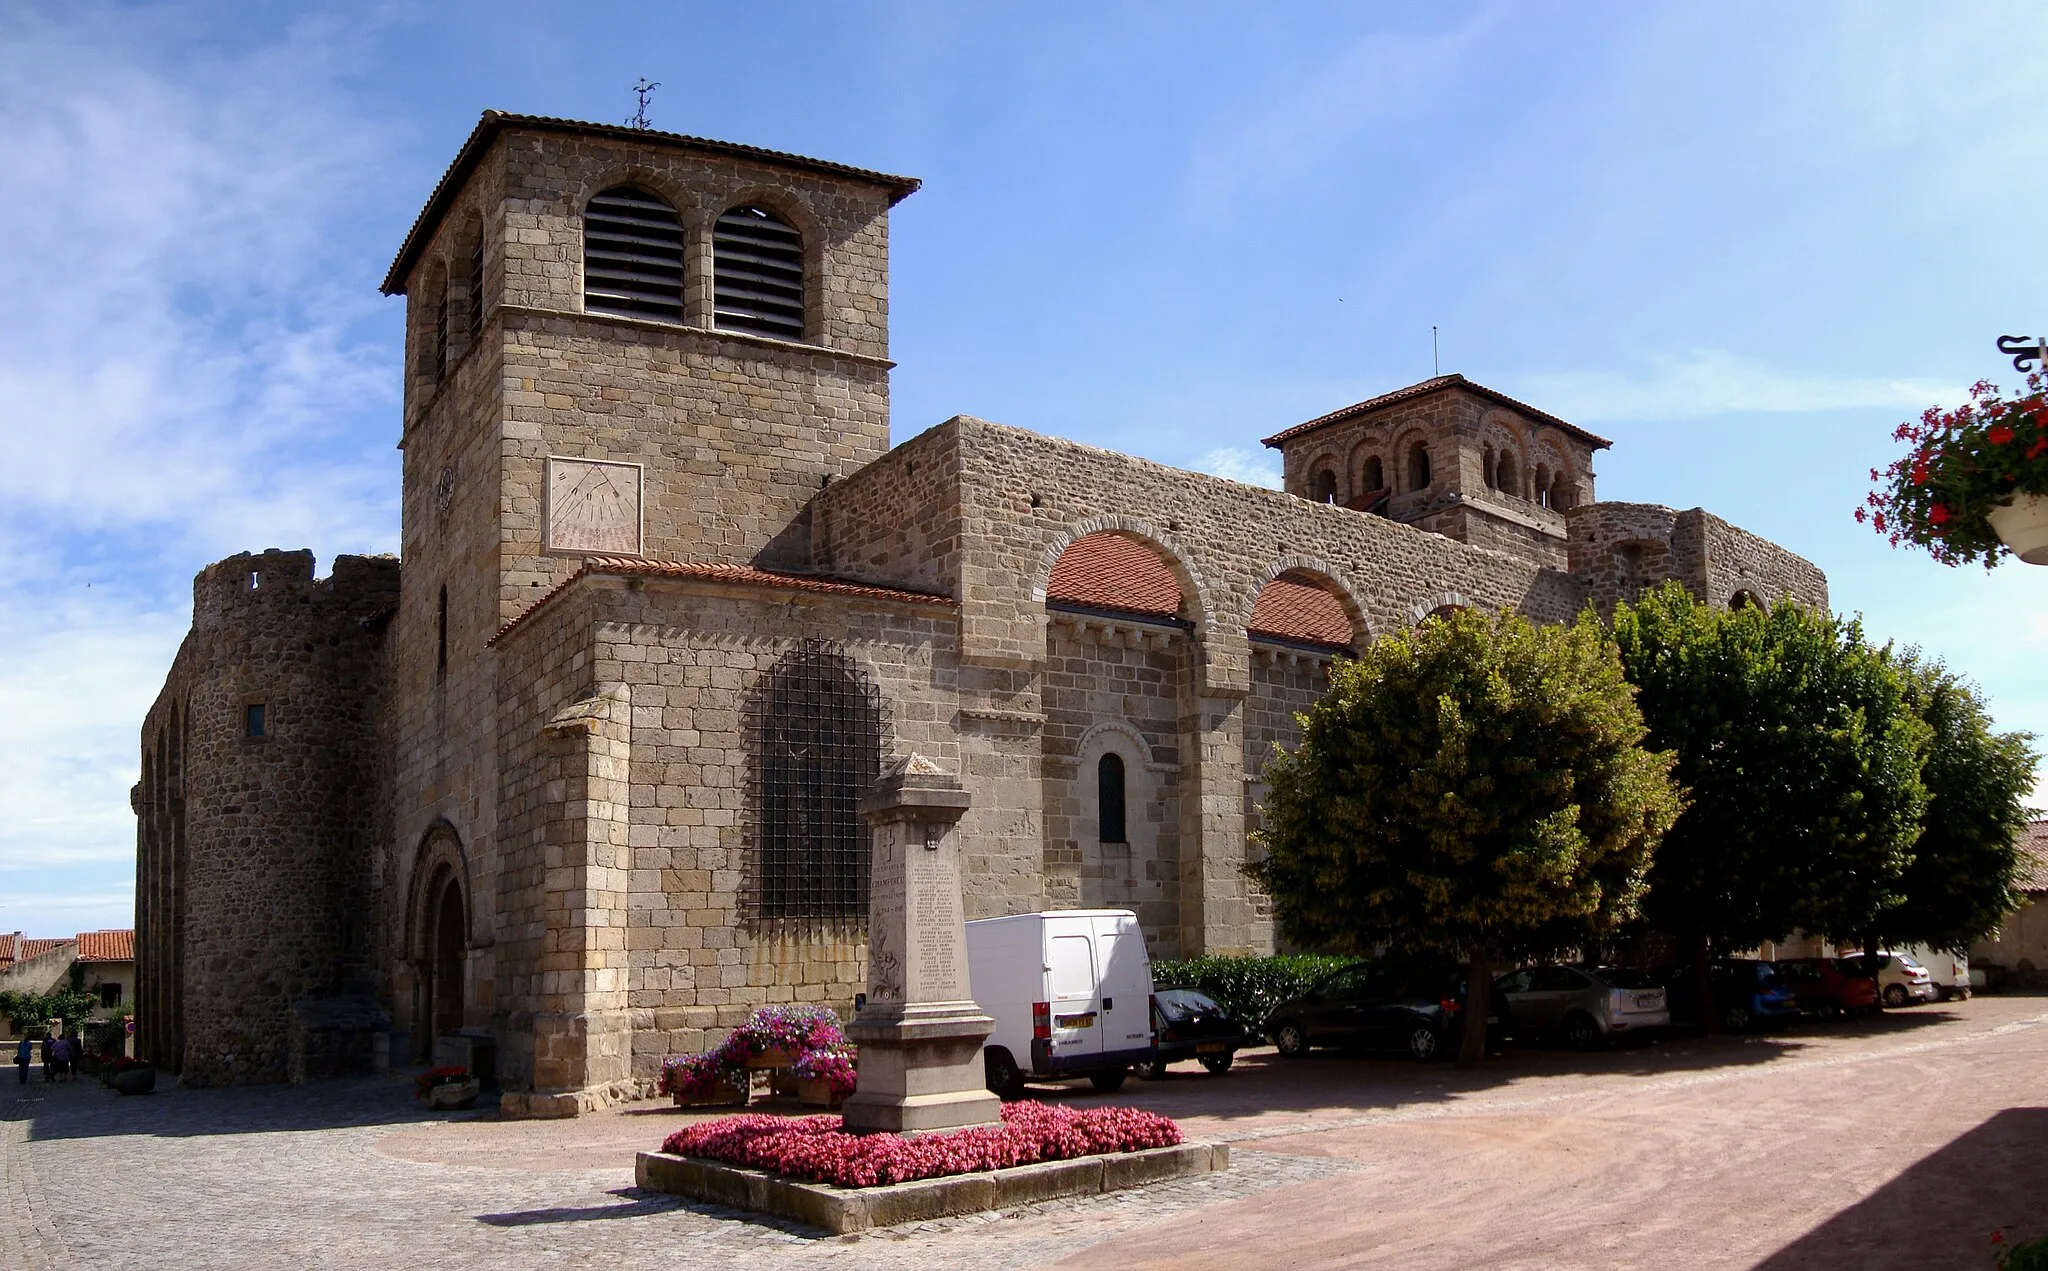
[1263,962,1500,1062]
[1134,987,1255,1079]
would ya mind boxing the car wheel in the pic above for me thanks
[1273,1021,1311,1059]
[1562,1013,1602,1052]
[1199,1055,1234,1076]
[1814,1001,1841,1022]
[1882,984,1909,1008]
[1134,1058,1169,1082]
[1088,1067,1129,1093]
[984,1048,1027,1101]
[1723,1005,1753,1033]
[1406,1025,1441,1062]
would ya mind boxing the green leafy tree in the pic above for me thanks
[0,986,101,1036]
[1249,607,1682,1065]
[1611,584,1931,1022]
[1879,655,2039,953]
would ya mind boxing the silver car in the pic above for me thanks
[1495,964,1668,1049]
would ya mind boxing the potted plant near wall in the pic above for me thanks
[792,1046,858,1109]
[415,1065,479,1110]
[1860,371,2048,566]
[109,1056,156,1095]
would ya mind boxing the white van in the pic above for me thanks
[965,909,1155,1099]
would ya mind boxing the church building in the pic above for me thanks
[132,112,1826,1109]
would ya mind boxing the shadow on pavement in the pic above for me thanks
[476,1190,682,1226]
[11,1071,486,1142]
[1751,1107,2048,1270]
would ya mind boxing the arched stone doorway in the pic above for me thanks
[407,826,471,1064]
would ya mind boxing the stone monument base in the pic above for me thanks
[842,1000,1002,1134]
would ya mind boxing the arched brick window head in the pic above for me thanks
[1097,752,1128,844]
[583,186,684,321]
[714,205,805,340]
[1408,442,1432,491]
[1310,469,1337,504]
[1361,456,1384,491]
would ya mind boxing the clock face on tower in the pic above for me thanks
[545,457,643,555]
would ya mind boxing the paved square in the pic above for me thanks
[7,997,2045,1270]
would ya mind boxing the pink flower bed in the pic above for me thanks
[660,1102,1183,1189]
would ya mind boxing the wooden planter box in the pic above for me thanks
[672,1075,750,1109]
[421,1079,479,1111]
[797,1078,848,1109]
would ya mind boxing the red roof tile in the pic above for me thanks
[75,930,134,963]
[490,558,953,647]
[1248,576,1355,648]
[1260,374,1612,451]
[20,939,69,960]
[2016,821,2048,893]
[0,932,17,968]
[1046,534,1183,617]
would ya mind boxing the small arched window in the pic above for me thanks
[1730,589,1761,611]
[1496,450,1519,498]
[1310,469,1337,503]
[1407,442,1432,491]
[1361,456,1385,491]
[583,186,684,321]
[1482,446,1497,490]
[465,229,485,343]
[1535,463,1552,508]
[1097,753,1127,844]
[416,261,447,384]
[714,205,805,339]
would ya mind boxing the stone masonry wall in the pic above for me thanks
[137,550,398,1084]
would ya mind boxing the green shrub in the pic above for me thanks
[1998,1231,2048,1270]
[1150,954,1364,1030]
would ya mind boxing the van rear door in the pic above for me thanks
[1046,927,1103,1069]
[1094,915,1153,1061]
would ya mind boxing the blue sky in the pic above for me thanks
[3,2,2045,935]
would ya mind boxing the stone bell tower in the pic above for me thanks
[374,112,920,1086]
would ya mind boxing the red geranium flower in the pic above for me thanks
[1929,504,1950,526]
[1989,423,2015,445]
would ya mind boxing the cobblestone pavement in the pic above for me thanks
[6,998,2046,1270]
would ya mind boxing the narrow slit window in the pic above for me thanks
[1097,753,1128,844]
[583,186,684,321]
[714,205,805,339]
[1408,442,1432,491]
[465,230,485,342]
[245,703,266,738]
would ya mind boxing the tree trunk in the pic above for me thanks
[1458,949,1494,1068]
[1691,930,1717,1036]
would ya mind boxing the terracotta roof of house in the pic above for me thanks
[383,111,922,294]
[1046,534,1183,618]
[75,930,134,963]
[1247,575,1355,648]
[2015,820,2048,893]
[1046,535,1356,647]
[0,932,16,969]
[490,557,954,647]
[20,939,68,960]
[1259,374,1613,451]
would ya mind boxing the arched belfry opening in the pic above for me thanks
[407,826,472,1064]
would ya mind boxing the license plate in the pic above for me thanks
[1055,1013,1095,1029]
[1196,1042,1226,1055]
[1634,995,1660,1010]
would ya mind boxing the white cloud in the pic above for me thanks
[1519,350,1966,424]
[0,10,402,918]
[1188,446,1284,489]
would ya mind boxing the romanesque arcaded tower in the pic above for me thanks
[378,113,919,1082]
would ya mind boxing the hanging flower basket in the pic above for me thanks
[1860,372,2048,567]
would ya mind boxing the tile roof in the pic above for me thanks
[0,932,16,969]
[75,929,135,963]
[383,111,922,294]
[1046,534,1183,617]
[1247,575,1356,648]
[1047,535,1356,647]
[20,939,69,960]
[489,557,954,647]
[1259,374,1613,451]
[2015,820,2048,893]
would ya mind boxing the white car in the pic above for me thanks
[1847,950,1938,1007]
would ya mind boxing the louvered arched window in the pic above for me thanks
[583,186,684,321]
[714,205,805,339]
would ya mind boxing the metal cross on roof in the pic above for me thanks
[1997,334,2046,373]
